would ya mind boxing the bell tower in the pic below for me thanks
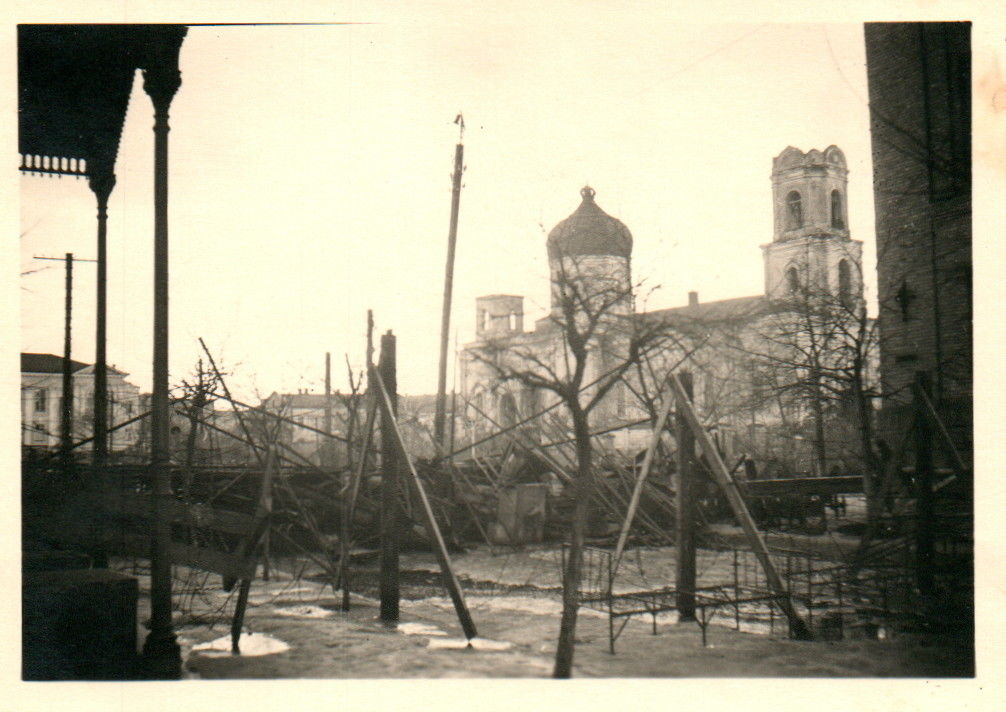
[762,145,863,304]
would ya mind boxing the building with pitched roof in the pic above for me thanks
[20,352,142,451]
[460,146,875,474]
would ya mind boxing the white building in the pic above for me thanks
[21,352,143,452]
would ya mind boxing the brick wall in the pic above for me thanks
[864,22,972,456]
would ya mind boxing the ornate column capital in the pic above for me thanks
[88,168,116,208]
[141,26,186,116]
[143,66,182,117]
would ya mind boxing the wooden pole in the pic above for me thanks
[913,371,936,596]
[141,53,183,678]
[675,372,697,621]
[374,366,478,640]
[612,375,675,574]
[60,253,74,468]
[339,314,375,611]
[669,373,811,640]
[324,352,332,468]
[338,397,377,611]
[434,127,465,454]
[378,331,401,623]
[231,444,276,653]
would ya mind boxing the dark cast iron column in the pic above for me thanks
[141,54,183,679]
[90,169,115,467]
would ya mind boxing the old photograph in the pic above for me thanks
[14,6,979,690]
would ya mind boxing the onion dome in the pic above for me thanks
[546,186,632,260]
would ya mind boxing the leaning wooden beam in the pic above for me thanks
[612,376,675,575]
[200,338,265,467]
[850,416,914,571]
[916,386,969,481]
[445,357,650,460]
[669,372,812,640]
[35,399,183,461]
[463,397,572,483]
[206,388,352,444]
[231,443,278,653]
[336,395,378,611]
[373,368,478,640]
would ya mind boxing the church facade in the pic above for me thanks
[459,146,875,475]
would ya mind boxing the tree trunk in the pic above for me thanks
[810,372,827,476]
[852,367,881,524]
[553,406,593,679]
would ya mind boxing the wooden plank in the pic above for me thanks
[740,476,864,497]
[916,385,969,479]
[374,366,478,640]
[669,373,811,640]
[612,374,675,574]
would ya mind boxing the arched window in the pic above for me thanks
[508,313,516,330]
[499,393,518,427]
[838,259,852,305]
[786,191,803,229]
[786,266,800,294]
[483,310,491,331]
[831,190,844,228]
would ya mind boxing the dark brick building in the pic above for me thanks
[864,22,972,459]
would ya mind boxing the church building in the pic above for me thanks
[460,146,873,474]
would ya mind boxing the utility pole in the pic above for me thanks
[34,254,97,466]
[433,114,465,455]
[378,330,401,623]
[324,352,332,468]
[675,372,697,621]
[60,253,73,465]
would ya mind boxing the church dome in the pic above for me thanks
[547,186,632,260]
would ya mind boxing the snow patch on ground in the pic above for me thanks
[273,604,333,619]
[247,586,319,604]
[428,637,514,651]
[398,621,448,637]
[428,594,606,620]
[192,632,291,657]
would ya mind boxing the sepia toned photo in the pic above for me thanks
[15,9,977,687]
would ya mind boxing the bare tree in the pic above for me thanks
[739,255,882,516]
[470,253,673,678]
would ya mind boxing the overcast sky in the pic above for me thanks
[19,18,877,401]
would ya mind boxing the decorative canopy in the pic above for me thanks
[547,186,633,260]
[18,24,187,179]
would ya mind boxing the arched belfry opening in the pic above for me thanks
[838,258,852,305]
[786,266,800,294]
[764,145,860,301]
[786,191,803,229]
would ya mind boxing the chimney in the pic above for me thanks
[688,291,699,307]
